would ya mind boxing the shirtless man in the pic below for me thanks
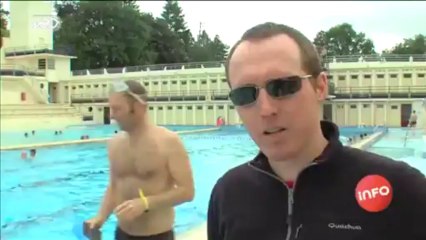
[409,110,417,128]
[86,80,195,240]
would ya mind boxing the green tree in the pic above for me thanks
[385,34,426,54]
[209,35,229,61]
[161,0,193,61]
[54,1,154,69]
[0,1,9,41]
[146,16,187,64]
[313,23,376,56]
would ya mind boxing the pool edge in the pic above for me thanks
[0,127,221,151]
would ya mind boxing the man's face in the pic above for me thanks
[109,93,142,131]
[228,34,328,161]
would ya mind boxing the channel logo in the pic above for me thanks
[355,174,393,212]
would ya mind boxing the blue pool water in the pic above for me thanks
[0,126,375,239]
[368,128,426,173]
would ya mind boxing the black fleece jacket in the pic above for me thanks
[207,121,426,240]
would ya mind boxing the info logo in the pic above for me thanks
[355,174,393,212]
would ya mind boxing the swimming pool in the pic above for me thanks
[0,125,214,147]
[0,126,375,239]
[368,128,426,173]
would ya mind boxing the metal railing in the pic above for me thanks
[70,86,426,103]
[0,64,45,77]
[70,54,426,77]
[4,44,76,57]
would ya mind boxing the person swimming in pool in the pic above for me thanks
[86,80,194,240]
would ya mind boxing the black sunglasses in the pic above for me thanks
[229,75,312,106]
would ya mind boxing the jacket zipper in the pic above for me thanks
[248,162,317,240]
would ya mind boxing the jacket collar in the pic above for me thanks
[249,121,343,174]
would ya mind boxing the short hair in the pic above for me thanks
[124,80,148,102]
[225,22,323,87]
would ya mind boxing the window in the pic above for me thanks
[38,59,46,70]
[376,104,384,108]
[187,106,192,110]
[364,74,371,79]
[221,78,227,82]
[377,74,384,79]
[153,82,158,85]
[162,81,167,85]
[403,74,412,78]
[177,106,182,110]
[208,106,213,110]
[338,76,346,81]
[417,74,425,78]
[79,85,83,89]
[327,75,333,80]
[350,104,357,109]
[363,104,370,108]
[149,106,154,110]
[167,106,173,110]
[211,80,217,83]
[47,58,55,70]
[201,80,207,84]
[191,80,197,84]
[390,74,398,78]
[158,107,163,110]
[351,75,358,80]
[197,106,203,110]
[391,105,398,110]
[181,81,187,85]
[229,105,235,109]
[218,105,224,110]
[172,81,177,84]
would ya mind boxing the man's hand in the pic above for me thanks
[114,198,146,222]
[85,215,106,229]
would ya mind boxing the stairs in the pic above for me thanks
[0,104,83,131]
[23,75,48,104]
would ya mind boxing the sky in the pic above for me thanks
[3,1,426,52]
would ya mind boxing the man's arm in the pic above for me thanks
[96,140,117,221]
[146,132,194,210]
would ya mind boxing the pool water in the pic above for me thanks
[368,128,426,173]
[0,126,373,239]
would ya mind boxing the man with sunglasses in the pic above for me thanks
[86,80,194,240]
[207,22,426,240]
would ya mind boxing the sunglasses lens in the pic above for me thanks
[266,77,302,97]
[230,87,258,106]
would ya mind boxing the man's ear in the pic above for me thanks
[314,72,329,101]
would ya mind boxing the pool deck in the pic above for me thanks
[176,130,386,240]
[0,127,220,151]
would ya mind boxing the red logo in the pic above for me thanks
[355,175,393,212]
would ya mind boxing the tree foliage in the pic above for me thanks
[313,23,376,56]
[384,34,426,54]
[0,2,10,40]
[53,0,229,70]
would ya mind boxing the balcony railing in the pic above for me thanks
[334,86,426,98]
[0,64,45,77]
[4,44,76,57]
[325,54,426,63]
[70,86,426,103]
[70,54,426,77]
[70,89,231,103]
